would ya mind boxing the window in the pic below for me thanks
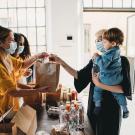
[83,0,135,9]
[113,0,123,8]
[93,0,102,8]
[0,0,46,55]
[133,0,135,7]
[103,0,112,8]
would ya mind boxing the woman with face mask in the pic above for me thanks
[12,33,29,59]
[49,29,131,135]
[0,26,50,116]
[11,33,33,85]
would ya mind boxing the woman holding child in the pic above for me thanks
[50,28,131,135]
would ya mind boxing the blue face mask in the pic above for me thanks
[5,42,17,54]
[96,41,106,53]
[18,46,24,54]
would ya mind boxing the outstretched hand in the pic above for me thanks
[36,86,51,93]
[49,54,63,65]
[37,52,49,59]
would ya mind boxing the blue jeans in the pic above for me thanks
[93,86,128,112]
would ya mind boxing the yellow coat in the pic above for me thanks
[14,57,26,81]
[0,55,23,115]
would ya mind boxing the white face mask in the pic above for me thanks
[5,42,17,54]
[18,46,24,54]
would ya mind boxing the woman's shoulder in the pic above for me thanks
[121,56,130,67]
[121,55,129,62]
[120,55,132,99]
[120,55,130,73]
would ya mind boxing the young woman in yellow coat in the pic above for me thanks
[0,26,49,116]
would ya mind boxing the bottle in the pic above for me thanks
[77,103,84,129]
[74,100,79,110]
[62,89,67,103]
[65,101,71,112]
[57,84,62,93]
[71,90,78,101]
[67,88,72,102]
[69,102,79,133]
[59,105,65,124]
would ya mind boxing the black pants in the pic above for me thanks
[88,90,121,135]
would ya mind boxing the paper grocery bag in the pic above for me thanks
[11,105,37,135]
[23,93,42,110]
[36,61,60,92]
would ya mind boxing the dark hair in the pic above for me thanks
[0,26,12,43]
[102,28,124,45]
[13,33,31,59]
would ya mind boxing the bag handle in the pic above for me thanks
[0,107,13,123]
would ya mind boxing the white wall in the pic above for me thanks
[127,14,135,57]
[46,0,83,88]
[83,12,135,135]
[83,12,135,61]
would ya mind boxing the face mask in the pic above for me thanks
[96,41,106,53]
[5,42,17,54]
[18,46,24,54]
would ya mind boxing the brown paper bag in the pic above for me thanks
[35,61,60,110]
[11,105,37,135]
[23,93,43,110]
[36,62,60,109]
[36,61,60,92]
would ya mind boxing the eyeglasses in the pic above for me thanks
[95,39,102,43]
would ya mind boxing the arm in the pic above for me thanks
[61,59,78,79]
[49,54,93,93]
[0,67,50,97]
[92,72,123,93]
[17,83,33,89]
[22,52,49,69]
[97,82,123,93]
[8,86,50,97]
[49,54,78,79]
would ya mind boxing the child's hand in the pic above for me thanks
[92,53,100,60]
[94,53,100,57]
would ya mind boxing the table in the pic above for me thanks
[36,105,94,135]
